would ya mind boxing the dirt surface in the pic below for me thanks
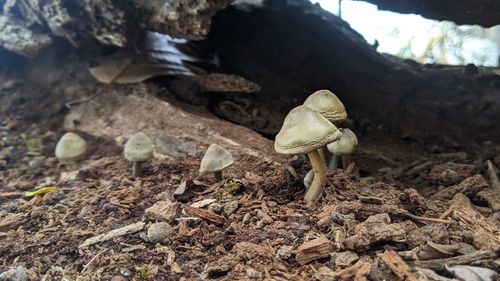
[1,55,499,280]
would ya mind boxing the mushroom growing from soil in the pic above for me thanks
[303,89,347,125]
[124,132,153,177]
[199,144,234,181]
[275,105,342,204]
[55,132,87,162]
[303,89,348,164]
[327,128,358,171]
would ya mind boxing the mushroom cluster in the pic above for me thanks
[275,89,359,204]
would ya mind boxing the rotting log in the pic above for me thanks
[1,0,499,144]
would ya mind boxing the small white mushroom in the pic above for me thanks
[327,129,358,171]
[303,89,348,165]
[303,89,347,125]
[275,105,342,204]
[124,132,153,177]
[199,144,234,181]
[55,132,87,162]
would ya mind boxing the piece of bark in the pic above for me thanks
[410,251,497,270]
[432,175,489,200]
[0,0,231,56]
[343,214,417,251]
[184,205,225,226]
[0,16,52,57]
[232,242,275,260]
[378,249,418,281]
[296,236,334,265]
[78,221,145,248]
[0,213,26,232]
[440,193,500,251]
[144,201,180,223]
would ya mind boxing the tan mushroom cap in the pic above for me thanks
[303,89,347,123]
[124,132,154,162]
[274,105,343,155]
[199,144,234,174]
[55,132,87,161]
[327,128,358,155]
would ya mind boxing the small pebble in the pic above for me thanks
[147,222,174,243]
[0,267,28,281]
[294,229,305,238]
[120,269,131,277]
[440,169,459,186]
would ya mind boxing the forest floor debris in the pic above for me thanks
[0,72,499,280]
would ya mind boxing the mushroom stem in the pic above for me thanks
[342,155,350,169]
[328,154,338,172]
[304,150,326,204]
[132,161,142,177]
[318,147,326,165]
[213,171,223,182]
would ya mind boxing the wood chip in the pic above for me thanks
[0,213,26,232]
[78,221,145,248]
[144,201,180,223]
[343,214,416,251]
[296,236,334,265]
[184,205,225,226]
[233,242,275,260]
[190,198,217,208]
[379,249,418,281]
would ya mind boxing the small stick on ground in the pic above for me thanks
[81,248,107,273]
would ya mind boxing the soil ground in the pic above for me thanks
[0,56,499,281]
